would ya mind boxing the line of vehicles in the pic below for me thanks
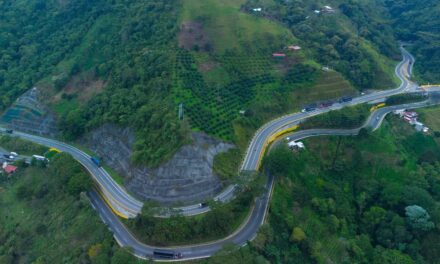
[301,96,353,113]
[153,250,183,259]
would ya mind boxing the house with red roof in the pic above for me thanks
[272,53,286,58]
[2,162,17,174]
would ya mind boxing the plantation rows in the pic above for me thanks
[173,50,280,140]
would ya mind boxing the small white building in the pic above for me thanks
[252,8,262,12]
[288,141,305,150]
[393,109,405,116]
[414,123,429,133]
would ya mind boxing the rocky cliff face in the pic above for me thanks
[81,124,233,205]
[0,88,58,137]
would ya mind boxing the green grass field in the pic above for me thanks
[292,70,358,104]
[180,0,295,54]
[418,106,440,131]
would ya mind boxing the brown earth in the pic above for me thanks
[198,60,218,73]
[178,21,212,52]
[53,72,105,104]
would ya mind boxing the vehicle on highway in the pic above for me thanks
[5,129,13,134]
[319,101,333,108]
[339,96,353,103]
[153,249,182,259]
[301,104,317,113]
[32,155,48,162]
[3,154,14,159]
[91,156,102,167]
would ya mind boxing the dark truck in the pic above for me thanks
[90,156,101,167]
[153,249,183,259]
[301,103,317,113]
[339,96,353,103]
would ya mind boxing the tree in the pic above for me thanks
[67,172,92,196]
[290,227,306,242]
[405,205,435,232]
[363,206,387,233]
[111,247,139,264]
[372,247,414,264]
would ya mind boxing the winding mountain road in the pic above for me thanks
[2,46,438,260]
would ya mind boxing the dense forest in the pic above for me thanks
[383,0,440,83]
[0,0,186,166]
[258,116,440,263]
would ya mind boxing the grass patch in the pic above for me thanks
[292,70,357,105]
[418,105,440,131]
[301,104,370,129]
[180,0,294,53]
[0,135,48,156]
[51,98,79,116]
[213,148,242,182]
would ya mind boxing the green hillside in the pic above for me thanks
[257,116,440,263]
[0,153,142,263]
[382,0,440,83]
[0,0,432,166]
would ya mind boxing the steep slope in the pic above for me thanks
[383,0,440,83]
[243,0,400,90]
[0,0,422,168]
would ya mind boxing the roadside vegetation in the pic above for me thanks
[0,135,48,156]
[255,116,440,263]
[301,104,370,129]
[0,153,144,263]
[125,173,264,246]
[385,93,428,106]
[213,148,242,182]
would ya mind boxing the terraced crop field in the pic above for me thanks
[173,50,279,140]
[292,70,358,104]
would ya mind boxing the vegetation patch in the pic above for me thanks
[257,115,440,263]
[125,173,264,246]
[385,93,427,106]
[213,148,242,182]
[0,135,48,156]
[0,153,143,263]
[301,104,370,129]
[292,70,357,105]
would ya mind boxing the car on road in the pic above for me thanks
[3,154,14,160]
[10,152,18,157]
[5,129,13,134]
[153,250,183,259]
[319,101,333,108]
[339,96,353,103]
[301,104,317,113]
[91,156,102,167]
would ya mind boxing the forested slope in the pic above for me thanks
[0,0,186,166]
[1,0,435,167]
[383,0,440,83]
